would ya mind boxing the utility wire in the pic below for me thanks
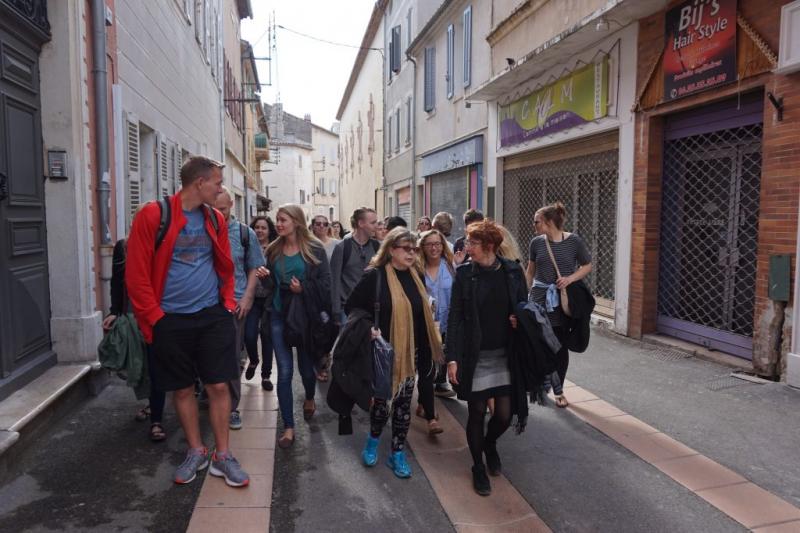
[277,24,382,52]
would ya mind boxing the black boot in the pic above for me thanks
[472,464,491,496]
[485,442,502,476]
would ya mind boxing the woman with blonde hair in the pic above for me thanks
[345,227,444,478]
[497,225,524,264]
[266,204,331,448]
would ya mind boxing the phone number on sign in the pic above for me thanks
[677,73,728,96]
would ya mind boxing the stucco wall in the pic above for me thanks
[338,18,385,226]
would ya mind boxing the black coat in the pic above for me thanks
[273,244,333,359]
[327,308,374,415]
[446,257,528,403]
[564,281,595,353]
[515,302,560,388]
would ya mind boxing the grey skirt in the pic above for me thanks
[471,348,510,393]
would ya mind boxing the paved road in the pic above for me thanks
[0,381,210,533]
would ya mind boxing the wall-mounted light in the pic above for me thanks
[596,17,610,32]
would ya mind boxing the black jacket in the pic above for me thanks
[446,258,528,408]
[515,302,560,387]
[273,244,333,358]
[565,281,595,353]
[327,308,374,416]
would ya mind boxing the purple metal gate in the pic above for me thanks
[657,93,764,359]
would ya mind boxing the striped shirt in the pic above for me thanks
[528,233,591,326]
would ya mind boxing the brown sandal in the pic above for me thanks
[149,422,166,442]
[555,395,569,408]
[303,400,316,421]
[428,420,444,436]
[278,430,295,449]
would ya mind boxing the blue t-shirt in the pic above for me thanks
[228,219,266,300]
[161,209,220,313]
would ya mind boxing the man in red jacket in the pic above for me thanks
[126,155,249,488]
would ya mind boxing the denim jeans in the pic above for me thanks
[244,297,273,379]
[270,314,316,428]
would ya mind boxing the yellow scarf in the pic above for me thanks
[385,264,444,396]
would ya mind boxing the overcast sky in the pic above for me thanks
[241,0,377,130]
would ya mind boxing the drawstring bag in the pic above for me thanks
[371,269,394,400]
[544,234,571,317]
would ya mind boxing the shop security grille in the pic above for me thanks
[657,124,762,356]
[430,168,468,238]
[503,150,618,304]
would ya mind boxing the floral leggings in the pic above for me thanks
[370,377,415,452]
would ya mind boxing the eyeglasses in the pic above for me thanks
[464,239,481,247]
[314,222,329,227]
[423,242,443,248]
[393,245,419,254]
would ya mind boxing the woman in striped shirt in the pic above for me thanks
[525,202,592,408]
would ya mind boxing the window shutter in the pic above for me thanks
[320,178,326,196]
[424,47,435,112]
[204,0,211,62]
[446,24,455,99]
[394,108,400,152]
[406,9,412,49]
[184,0,192,21]
[387,114,393,155]
[463,6,472,88]
[125,113,141,228]
[405,97,412,144]
[391,26,401,73]
[156,133,170,198]
[194,0,202,42]
[172,143,182,192]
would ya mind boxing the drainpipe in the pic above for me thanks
[91,0,113,314]
[406,51,417,225]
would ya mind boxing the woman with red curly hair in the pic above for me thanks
[446,220,528,496]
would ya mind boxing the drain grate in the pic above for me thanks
[706,374,759,391]
[644,346,694,362]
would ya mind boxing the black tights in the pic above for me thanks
[466,394,512,466]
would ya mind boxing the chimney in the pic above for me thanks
[304,114,311,122]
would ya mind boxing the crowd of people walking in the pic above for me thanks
[100,155,594,497]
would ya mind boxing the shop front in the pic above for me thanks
[422,136,483,239]
[629,0,800,375]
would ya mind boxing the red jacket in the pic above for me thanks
[125,191,236,343]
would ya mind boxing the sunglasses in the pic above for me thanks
[393,245,419,254]
[314,222,329,227]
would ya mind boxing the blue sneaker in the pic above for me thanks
[387,450,412,478]
[362,435,380,467]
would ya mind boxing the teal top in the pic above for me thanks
[272,253,306,312]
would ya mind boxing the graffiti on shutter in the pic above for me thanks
[172,143,182,193]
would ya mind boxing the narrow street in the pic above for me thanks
[4,330,800,532]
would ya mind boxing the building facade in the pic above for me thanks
[336,0,386,227]
[628,0,800,378]
[262,103,314,221]
[311,123,340,222]
[407,0,491,239]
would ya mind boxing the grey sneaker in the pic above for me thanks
[174,447,209,485]
[229,410,243,430]
[210,451,250,487]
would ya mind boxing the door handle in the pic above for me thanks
[0,171,7,202]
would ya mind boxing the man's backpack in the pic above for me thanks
[341,236,380,266]
[153,196,222,250]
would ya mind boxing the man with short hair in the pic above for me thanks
[454,209,485,263]
[330,207,379,323]
[385,216,407,231]
[432,211,455,252]
[126,156,250,487]
[214,188,265,431]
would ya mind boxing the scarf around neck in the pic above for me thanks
[385,263,444,396]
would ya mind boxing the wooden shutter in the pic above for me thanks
[391,26,401,73]
[172,143,182,192]
[194,0,202,42]
[155,133,170,198]
[446,24,454,99]
[405,97,412,144]
[394,108,400,152]
[204,0,211,62]
[125,113,141,227]
[424,47,435,112]
[387,114,393,154]
[463,6,472,88]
